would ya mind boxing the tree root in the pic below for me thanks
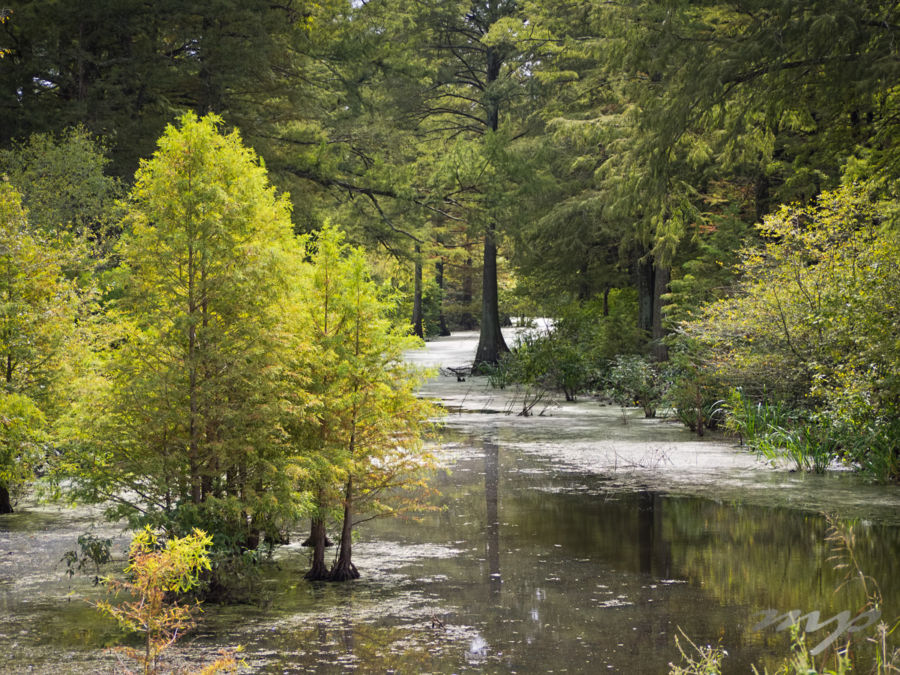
[327,560,360,582]
[304,561,331,581]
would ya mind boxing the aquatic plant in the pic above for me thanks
[722,389,839,473]
[669,516,899,674]
[61,532,112,584]
[668,628,726,674]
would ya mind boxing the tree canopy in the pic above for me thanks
[68,113,304,548]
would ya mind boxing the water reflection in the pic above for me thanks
[465,633,489,664]
[638,490,672,578]
[483,437,502,597]
[1,430,898,673]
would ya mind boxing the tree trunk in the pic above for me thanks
[328,477,359,581]
[473,44,509,368]
[304,517,330,581]
[473,228,509,369]
[301,517,332,547]
[0,482,13,514]
[754,173,770,222]
[637,256,670,361]
[576,261,591,301]
[412,245,424,338]
[651,264,670,362]
[436,259,451,337]
[637,257,654,335]
[460,256,477,330]
[241,508,260,552]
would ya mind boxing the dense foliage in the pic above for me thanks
[289,225,437,580]
[64,113,302,551]
[48,115,437,581]
[686,183,900,479]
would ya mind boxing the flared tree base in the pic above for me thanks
[327,560,359,582]
[304,561,331,581]
[0,484,12,514]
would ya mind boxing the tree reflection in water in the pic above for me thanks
[484,437,502,598]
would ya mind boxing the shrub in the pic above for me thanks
[486,292,646,403]
[94,527,215,674]
[62,532,112,584]
[604,355,667,418]
[680,183,900,480]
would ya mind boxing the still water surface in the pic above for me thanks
[1,330,898,673]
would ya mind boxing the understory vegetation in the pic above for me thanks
[2,114,438,591]
[490,186,900,480]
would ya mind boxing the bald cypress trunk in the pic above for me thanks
[436,260,451,337]
[328,477,359,582]
[412,245,424,338]
[473,227,509,368]
[0,483,12,514]
[304,517,330,581]
[637,257,654,335]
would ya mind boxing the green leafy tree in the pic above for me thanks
[0,0,310,179]
[69,113,305,549]
[0,126,123,262]
[0,392,45,513]
[0,181,77,400]
[356,0,559,366]
[0,179,84,512]
[290,225,438,581]
[525,0,900,360]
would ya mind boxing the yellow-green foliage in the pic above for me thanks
[0,181,78,405]
[286,224,440,578]
[0,392,45,508]
[96,527,213,674]
[0,180,79,506]
[70,112,306,544]
[292,224,439,510]
[683,183,900,477]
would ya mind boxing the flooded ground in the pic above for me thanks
[1,330,898,673]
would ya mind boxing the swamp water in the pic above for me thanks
[1,330,899,673]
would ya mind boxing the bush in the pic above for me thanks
[511,330,595,402]
[680,183,900,480]
[94,527,217,674]
[486,292,647,403]
[661,338,727,435]
[62,532,112,584]
[604,355,667,418]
